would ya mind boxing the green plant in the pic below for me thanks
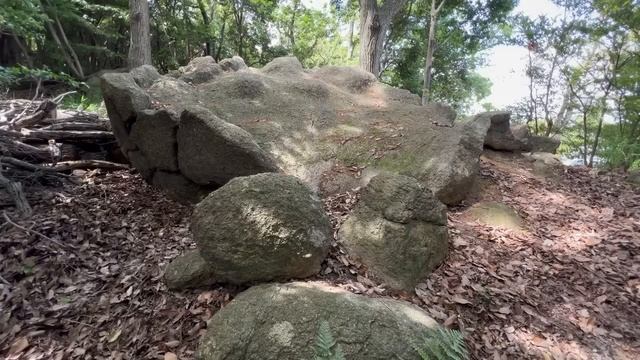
[0,65,82,90]
[412,328,469,360]
[313,320,346,360]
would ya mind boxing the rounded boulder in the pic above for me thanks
[191,173,332,284]
[197,282,440,360]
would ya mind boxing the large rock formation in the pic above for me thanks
[102,56,494,204]
[165,173,332,288]
[197,282,440,360]
[484,112,526,151]
[339,173,448,291]
[485,113,561,154]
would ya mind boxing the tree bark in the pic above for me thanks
[197,0,213,56]
[421,0,445,105]
[128,0,152,69]
[358,0,407,77]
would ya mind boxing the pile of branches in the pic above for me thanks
[0,96,128,216]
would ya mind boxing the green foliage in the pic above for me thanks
[60,93,106,115]
[382,0,515,112]
[412,328,469,360]
[313,320,346,360]
[0,65,82,90]
[0,0,46,39]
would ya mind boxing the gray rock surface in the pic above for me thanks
[339,173,448,291]
[165,249,215,289]
[102,56,500,204]
[528,135,561,154]
[130,64,161,88]
[101,73,151,153]
[177,106,279,186]
[189,173,332,284]
[179,56,223,84]
[484,112,525,151]
[197,282,439,360]
[219,56,247,72]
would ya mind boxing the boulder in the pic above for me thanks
[165,249,215,290]
[197,282,440,360]
[528,135,561,154]
[420,113,492,204]
[484,112,525,151]
[525,152,563,177]
[188,173,332,284]
[102,56,498,205]
[219,55,247,72]
[626,171,640,187]
[339,173,448,291]
[511,124,530,140]
[128,109,179,172]
[130,64,161,88]
[100,73,151,153]
[177,106,280,186]
[260,56,304,76]
[179,56,223,84]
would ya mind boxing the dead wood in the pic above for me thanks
[46,160,129,172]
[10,100,57,130]
[19,128,115,141]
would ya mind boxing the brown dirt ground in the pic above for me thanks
[1,150,639,359]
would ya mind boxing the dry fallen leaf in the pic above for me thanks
[164,352,178,360]
[8,337,29,355]
[452,296,472,305]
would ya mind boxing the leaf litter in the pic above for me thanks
[1,150,639,359]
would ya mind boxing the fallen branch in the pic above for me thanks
[10,100,57,130]
[2,211,76,249]
[41,121,110,132]
[19,128,115,141]
[46,160,129,172]
[0,136,53,162]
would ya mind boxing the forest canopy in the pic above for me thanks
[0,0,639,169]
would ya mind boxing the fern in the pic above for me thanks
[411,328,469,360]
[313,320,346,360]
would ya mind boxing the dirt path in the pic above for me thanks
[1,152,638,359]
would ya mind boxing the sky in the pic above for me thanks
[477,0,564,110]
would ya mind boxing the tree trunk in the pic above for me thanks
[128,0,152,69]
[348,19,355,59]
[358,0,407,77]
[582,111,588,166]
[421,0,445,105]
[197,0,213,56]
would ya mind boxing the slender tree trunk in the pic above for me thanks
[54,16,84,78]
[589,101,608,167]
[288,0,300,51]
[45,21,83,79]
[527,49,538,135]
[128,0,152,69]
[543,54,558,136]
[582,111,588,166]
[348,19,355,59]
[216,15,227,61]
[11,34,33,67]
[197,0,213,56]
[421,0,445,105]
